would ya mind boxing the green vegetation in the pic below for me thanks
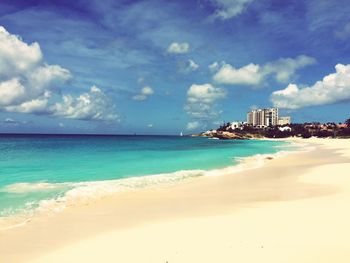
[346,118,350,127]
[213,118,350,139]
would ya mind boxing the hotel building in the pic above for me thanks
[246,108,279,127]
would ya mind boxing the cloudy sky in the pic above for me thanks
[0,0,350,134]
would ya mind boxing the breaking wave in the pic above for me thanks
[0,140,308,229]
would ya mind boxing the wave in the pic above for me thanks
[0,140,308,228]
[2,182,71,194]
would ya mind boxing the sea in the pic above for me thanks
[0,134,292,219]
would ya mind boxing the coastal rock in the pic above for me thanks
[194,130,262,140]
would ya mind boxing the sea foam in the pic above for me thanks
[0,139,309,229]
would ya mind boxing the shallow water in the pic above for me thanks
[0,134,289,217]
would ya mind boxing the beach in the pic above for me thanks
[1,138,350,262]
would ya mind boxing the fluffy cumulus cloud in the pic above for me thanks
[53,86,118,121]
[213,63,262,85]
[132,86,154,101]
[209,0,255,20]
[167,42,190,54]
[4,91,51,114]
[0,26,118,121]
[185,83,226,130]
[212,55,316,86]
[270,64,350,109]
[187,83,226,104]
[0,26,42,78]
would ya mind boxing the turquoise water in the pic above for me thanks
[0,135,288,217]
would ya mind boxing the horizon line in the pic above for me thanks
[0,132,185,137]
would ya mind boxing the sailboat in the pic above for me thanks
[180,132,183,137]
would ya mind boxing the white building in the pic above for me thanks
[230,121,245,130]
[278,116,291,125]
[247,108,279,127]
[278,126,292,132]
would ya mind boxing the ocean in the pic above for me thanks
[0,134,290,218]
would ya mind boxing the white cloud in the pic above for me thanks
[187,59,199,71]
[0,78,26,106]
[132,94,147,101]
[178,59,200,74]
[263,55,316,83]
[5,118,15,123]
[185,83,226,129]
[335,23,350,40]
[141,86,154,95]
[5,94,50,114]
[209,0,255,20]
[187,83,226,104]
[147,123,153,128]
[132,86,154,101]
[53,86,119,121]
[4,118,17,125]
[0,26,118,122]
[167,42,190,54]
[213,63,262,85]
[209,61,220,72]
[213,55,316,86]
[2,117,27,126]
[270,64,350,109]
[186,121,201,130]
[0,63,71,108]
[0,26,42,79]
[27,64,71,91]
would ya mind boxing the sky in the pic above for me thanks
[0,0,350,135]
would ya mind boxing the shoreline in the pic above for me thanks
[0,139,293,229]
[1,138,350,262]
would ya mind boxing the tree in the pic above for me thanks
[346,118,350,127]
[301,131,312,138]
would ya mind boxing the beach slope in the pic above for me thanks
[1,138,350,263]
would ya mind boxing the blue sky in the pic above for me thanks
[0,0,350,134]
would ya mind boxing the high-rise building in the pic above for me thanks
[246,108,279,126]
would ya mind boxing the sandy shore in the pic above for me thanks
[1,138,350,262]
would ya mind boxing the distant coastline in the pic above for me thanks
[194,107,349,140]
[194,120,350,140]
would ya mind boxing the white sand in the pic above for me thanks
[1,138,350,263]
